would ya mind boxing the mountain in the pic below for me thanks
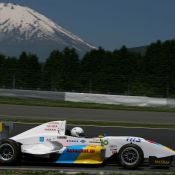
[0,3,96,60]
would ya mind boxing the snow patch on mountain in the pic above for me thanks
[0,3,96,53]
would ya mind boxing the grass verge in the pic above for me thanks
[0,170,175,175]
[1,97,175,129]
[1,116,175,129]
[0,96,175,113]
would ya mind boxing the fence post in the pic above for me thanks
[0,122,2,139]
[0,122,13,140]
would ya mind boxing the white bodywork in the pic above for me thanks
[11,121,175,159]
[103,136,175,159]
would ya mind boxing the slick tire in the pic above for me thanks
[118,144,144,169]
[0,139,21,165]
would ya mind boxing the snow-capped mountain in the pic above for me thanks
[0,3,96,60]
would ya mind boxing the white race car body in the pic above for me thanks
[1,121,175,168]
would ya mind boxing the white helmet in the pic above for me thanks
[71,127,85,137]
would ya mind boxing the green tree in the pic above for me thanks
[3,57,17,88]
[61,48,80,91]
[16,52,41,89]
[81,47,114,93]
[143,40,174,97]
[41,50,63,90]
[0,54,6,88]
[42,48,80,91]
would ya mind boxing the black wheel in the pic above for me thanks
[0,139,21,165]
[118,144,144,169]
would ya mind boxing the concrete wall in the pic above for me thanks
[65,92,169,107]
[0,89,175,107]
[0,89,65,101]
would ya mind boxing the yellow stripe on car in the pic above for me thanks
[75,145,105,164]
[164,145,175,152]
[0,122,3,132]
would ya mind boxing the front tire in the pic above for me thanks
[118,144,143,169]
[0,139,21,165]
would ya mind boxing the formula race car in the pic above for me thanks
[0,121,174,169]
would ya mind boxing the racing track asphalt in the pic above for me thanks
[0,163,175,173]
[1,104,175,123]
[0,104,175,172]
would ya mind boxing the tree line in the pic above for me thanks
[1,40,175,98]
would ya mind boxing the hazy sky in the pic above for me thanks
[1,0,175,50]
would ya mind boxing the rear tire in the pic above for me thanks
[118,144,143,169]
[0,139,21,165]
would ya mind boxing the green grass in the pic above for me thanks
[1,96,175,129]
[69,120,175,129]
[0,170,175,175]
[1,116,175,129]
[0,96,175,113]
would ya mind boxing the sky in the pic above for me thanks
[1,0,175,50]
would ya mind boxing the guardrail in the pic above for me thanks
[0,88,175,107]
[0,89,65,101]
[65,92,169,107]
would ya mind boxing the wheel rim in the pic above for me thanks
[0,143,14,161]
[121,147,139,166]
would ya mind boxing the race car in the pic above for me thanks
[0,120,174,169]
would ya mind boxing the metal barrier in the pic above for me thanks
[1,88,175,107]
[65,92,174,107]
[0,122,13,140]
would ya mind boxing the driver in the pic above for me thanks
[71,127,85,137]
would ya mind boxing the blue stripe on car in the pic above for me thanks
[55,145,86,163]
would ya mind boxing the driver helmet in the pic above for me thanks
[71,127,85,137]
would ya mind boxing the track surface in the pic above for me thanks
[0,164,174,173]
[0,104,175,172]
[1,104,175,123]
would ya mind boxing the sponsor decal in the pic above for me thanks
[102,140,109,145]
[90,141,101,144]
[46,138,52,142]
[67,149,95,153]
[110,145,118,153]
[55,145,104,164]
[80,140,86,143]
[149,156,172,166]
[126,137,141,143]
[57,136,67,139]
[44,128,57,131]
[110,145,117,148]
[154,160,170,165]
[39,136,44,142]
[44,123,59,131]
[67,139,79,143]
[47,124,58,128]
[46,137,59,142]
